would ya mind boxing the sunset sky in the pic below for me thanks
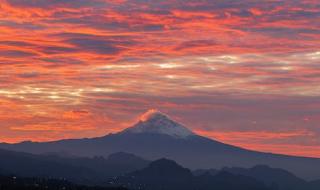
[0,0,320,157]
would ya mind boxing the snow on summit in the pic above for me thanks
[122,109,195,138]
[138,109,165,122]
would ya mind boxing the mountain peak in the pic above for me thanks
[139,109,167,122]
[121,109,195,138]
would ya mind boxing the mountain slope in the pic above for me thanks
[1,109,320,180]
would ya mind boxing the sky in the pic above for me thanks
[0,0,320,158]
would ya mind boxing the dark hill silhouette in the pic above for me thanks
[196,164,320,190]
[0,175,126,190]
[110,158,271,190]
[195,171,271,190]
[0,148,97,184]
[125,158,193,190]
[222,165,307,190]
[1,110,320,180]
[43,151,150,177]
[193,168,219,176]
[309,180,320,190]
[0,149,149,184]
[0,148,320,190]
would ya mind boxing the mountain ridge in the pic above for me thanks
[1,147,319,190]
[110,158,271,190]
[1,109,320,180]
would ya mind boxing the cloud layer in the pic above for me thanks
[0,0,320,157]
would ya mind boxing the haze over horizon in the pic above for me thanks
[0,0,320,158]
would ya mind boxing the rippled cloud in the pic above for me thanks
[0,0,319,157]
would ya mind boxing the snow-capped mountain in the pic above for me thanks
[122,109,195,138]
[1,109,320,180]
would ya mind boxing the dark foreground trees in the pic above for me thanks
[0,175,127,190]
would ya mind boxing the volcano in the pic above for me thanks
[1,109,320,180]
[122,109,195,138]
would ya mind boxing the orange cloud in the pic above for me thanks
[62,110,91,119]
[0,0,319,157]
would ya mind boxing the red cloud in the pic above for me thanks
[0,0,319,157]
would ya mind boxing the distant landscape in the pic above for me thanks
[0,149,320,190]
[1,0,319,189]
[0,110,320,190]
